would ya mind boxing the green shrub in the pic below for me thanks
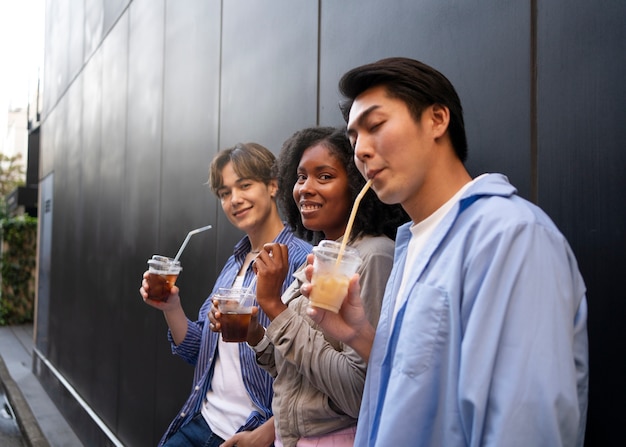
[0,216,37,325]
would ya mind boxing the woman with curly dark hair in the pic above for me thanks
[243,126,409,447]
[275,126,406,245]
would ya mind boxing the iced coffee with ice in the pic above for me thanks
[146,255,182,301]
[309,240,362,313]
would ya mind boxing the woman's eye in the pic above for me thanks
[319,174,332,181]
[296,174,306,183]
[219,191,230,200]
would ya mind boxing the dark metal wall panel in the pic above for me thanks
[536,2,626,445]
[217,0,319,267]
[319,0,532,198]
[96,8,129,435]
[84,0,104,60]
[153,0,223,439]
[118,0,166,445]
[68,0,85,77]
[72,46,103,411]
[48,73,83,377]
[38,103,56,179]
[220,0,319,150]
[104,0,131,35]
[81,44,125,431]
[43,0,70,117]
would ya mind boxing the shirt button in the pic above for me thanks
[181,412,186,417]
[195,386,200,391]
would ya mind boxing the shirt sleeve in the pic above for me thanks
[254,341,277,377]
[357,246,394,329]
[459,221,588,446]
[266,303,367,418]
[168,319,204,366]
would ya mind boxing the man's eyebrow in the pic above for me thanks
[346,104,381,137]
[234,177,254,185]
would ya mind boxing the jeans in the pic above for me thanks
[163,413,225,447]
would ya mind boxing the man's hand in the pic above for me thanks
[305,269,376,362]
[140,271,182,311]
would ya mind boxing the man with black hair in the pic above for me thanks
[306,57,588,446]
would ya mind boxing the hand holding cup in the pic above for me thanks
[145,255,182,301]
[213,287,255,342]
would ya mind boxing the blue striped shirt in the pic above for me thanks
[159,227,311,446]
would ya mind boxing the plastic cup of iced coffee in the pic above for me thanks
[309,240,362,313]
[146,255,182,301]
[214,287,255,342]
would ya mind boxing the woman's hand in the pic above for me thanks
[253,243,289,320]
[219,417,275,447]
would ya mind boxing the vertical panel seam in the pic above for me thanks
[154,0,168,436]
[316,0,321,125]
[118,4,131,436]
[215,0,225,276]
[530,0,538,203]
[159,1,167,245]
[217,0,223,150]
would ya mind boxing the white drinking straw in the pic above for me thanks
[174,225,213,262]
[244,248,269,295]
[245,274,258,295]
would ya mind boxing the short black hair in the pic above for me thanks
[339,57,468,162]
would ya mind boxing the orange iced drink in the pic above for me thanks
[310,271,351,313]
[310,181,369,313]
[309,240,362,314]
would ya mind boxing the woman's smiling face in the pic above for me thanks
[292,143,352,241]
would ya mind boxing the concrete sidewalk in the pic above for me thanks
[0,324,83,446]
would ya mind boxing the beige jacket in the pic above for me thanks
[256,235,395,447]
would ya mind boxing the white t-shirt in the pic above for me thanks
[201,274,258,440]
[393,178,482,325]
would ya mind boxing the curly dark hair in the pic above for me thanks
[276,126,409,244]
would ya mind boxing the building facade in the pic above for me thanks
[37,1,625,445]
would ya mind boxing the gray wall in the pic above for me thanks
[37,0,625,445]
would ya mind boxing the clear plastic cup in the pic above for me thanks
[214,287,255,342]
[309,240,362,313]
[146,255,182,301]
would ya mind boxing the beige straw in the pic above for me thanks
[336,179,373,264]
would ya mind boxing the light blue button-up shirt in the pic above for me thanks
[355,173,588,447]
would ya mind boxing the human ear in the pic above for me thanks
[268,179,279,198]
[429,104,450,139]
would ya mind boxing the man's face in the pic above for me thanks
[346,85,437,213]
[216,161,277,234]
